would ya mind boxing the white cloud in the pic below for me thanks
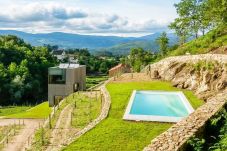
[0,2,170,36]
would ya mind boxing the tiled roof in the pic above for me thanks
[109,64,124,71]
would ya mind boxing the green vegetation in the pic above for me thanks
[156,32,169,56]
[122,48,156,72]
[0,106,31,117]
[187,106,227,151]
[63,81,204,151]
[0,124,22,150]
[5,102,52,119]
[191,60,221,73]
[169,25,227,56]
[86,75,108,89]
[30,92,101,151]
[65,49,118,74]
[30,99,70,150]
[0,126,10,141]
[169,0,226,45]
[71,92,101,128]
[0,35,57,105]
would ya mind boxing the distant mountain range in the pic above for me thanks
[0,30,178,55]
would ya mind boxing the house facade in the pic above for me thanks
[48,63,86,106]
[51,50,66,61]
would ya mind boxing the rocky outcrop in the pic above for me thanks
[145,54,227,101]
[143,54,227,151]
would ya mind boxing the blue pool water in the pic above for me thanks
[129,91,190,117]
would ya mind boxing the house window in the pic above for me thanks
[48,68,66,84]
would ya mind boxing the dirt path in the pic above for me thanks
[0,119,43,151]
[46,104,76,151]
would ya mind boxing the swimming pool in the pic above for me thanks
[123,90,194,122]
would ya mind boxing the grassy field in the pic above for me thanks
[0,106,31,117]
[5,102,52,119]
[63,81,204,151]
[86,75,108,89]
[72,92,101,128]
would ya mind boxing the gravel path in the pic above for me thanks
[0,119,43,151]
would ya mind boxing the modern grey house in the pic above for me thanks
[48,63,86,106]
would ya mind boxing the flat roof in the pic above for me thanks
[49,63,85,69]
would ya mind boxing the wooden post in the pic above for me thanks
[41,127,44,145]
[100,93,103,109]
[71,112,73,126]
[27,136,30,145]
[89,96,92,122]
[53,106,55,117]
[49,114,52,129]
[57,99,59,109]
[6,134,8,144]
[90,88,92,98]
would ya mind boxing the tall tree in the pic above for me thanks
[170,0,226,41]
[169,18,190,45]
[127,48,154,72]
[205,0,227,26]
[174,0,203,38]
[156,32,169,55]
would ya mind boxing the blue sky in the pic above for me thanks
[0,0,180,36]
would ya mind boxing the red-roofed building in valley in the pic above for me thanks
[108,63,131,77]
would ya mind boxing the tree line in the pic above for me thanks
[0,35,57,105]
[61,48,119,74]
[169,0,226,45]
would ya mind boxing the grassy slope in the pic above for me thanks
[63,81,204,151]
[169,25,227,56]
[0,106,31,117]
[86,75,108,89]
[5,102,52,119]
[72,93,101,128]
[30,92,101,150]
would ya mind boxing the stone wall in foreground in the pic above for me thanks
[143,54,227,151]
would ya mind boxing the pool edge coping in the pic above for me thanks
[123,90,195,123]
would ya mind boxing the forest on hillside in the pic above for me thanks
[0,35,57,105]
[0,36,119,105]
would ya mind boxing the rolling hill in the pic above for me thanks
[0,30,178,55]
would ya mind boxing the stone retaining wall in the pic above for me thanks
[144,91,227,151]
[63,78,112,146]
[143,54,227,151]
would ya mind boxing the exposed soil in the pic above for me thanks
[0,119,43,151]
[46,104,77,151]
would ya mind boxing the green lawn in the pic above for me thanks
[72,92,101,128]
[5,102,52,119]
[63,81,204,151]
[0,106,31,117]
[86,75,108,89]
